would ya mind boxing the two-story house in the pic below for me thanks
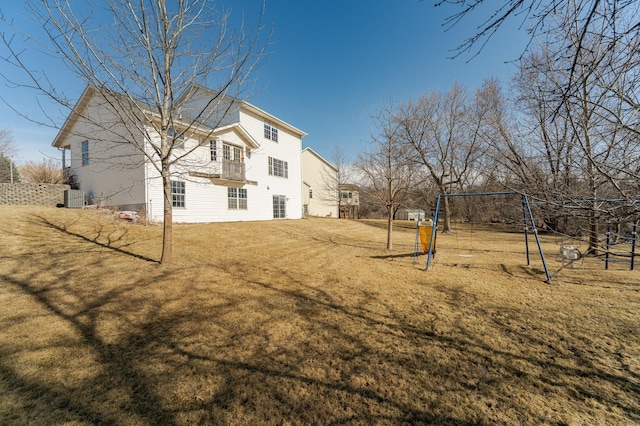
[52,85,306,222]
[339,183,360,219]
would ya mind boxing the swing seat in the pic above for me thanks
[560,245,580,260]
[419,224,436,254]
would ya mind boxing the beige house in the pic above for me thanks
[301,147,338,217]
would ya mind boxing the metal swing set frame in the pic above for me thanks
[424,191,552,283]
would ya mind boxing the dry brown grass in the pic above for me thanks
[0,205,638,425]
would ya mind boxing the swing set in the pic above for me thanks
[420,191,552,283]
[419,192,639,282]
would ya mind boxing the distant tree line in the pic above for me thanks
[357,2,640,252]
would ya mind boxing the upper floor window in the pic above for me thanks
[81,140,89,166]
[171,180,185,208]
[268,157,288,178]
[309,189,313,199]
[264,123,278,142]
[210,140,217,161]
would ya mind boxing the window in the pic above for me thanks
[228,187,247,210]
[273,194,286,218]
[222,144,242,162]
[268,157,288,178]
[210,140,217,161]
[264,123,278,142]
[309,189,313,199]
[81,140,89,166]
[171,180,185,208]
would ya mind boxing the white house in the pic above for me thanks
[301,147,338,218]
[52,85,306,223]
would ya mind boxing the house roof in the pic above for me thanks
[302,147,338,172]
[52,83,305,148]
[184,85,308,138]
[51,85,97,148]
[51,85,218,148]
[339,183,359,191]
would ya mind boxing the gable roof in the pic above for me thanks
[52,84,306,149]
[184,85,308,138]
[302,147,338,172]
[51,85,97,148]
[210,122,260,149]
[51,88,219,149]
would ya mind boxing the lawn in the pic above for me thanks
[0,205,638,425]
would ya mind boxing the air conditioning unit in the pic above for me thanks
[64,189,85,208]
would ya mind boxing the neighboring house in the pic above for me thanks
[397,208,426,221]
[339,183,360,219]
[52,85,306,223]
[301,147,338,218]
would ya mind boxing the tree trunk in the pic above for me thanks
[160,167,173,264]
[443,196,452,233]
[386,204,393,250]
[589,209,599,256]
[438,184,452,233]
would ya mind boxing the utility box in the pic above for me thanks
[64,189,84,208]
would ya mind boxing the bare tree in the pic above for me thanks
[435,0,640,68]
[395,83,483,232]
[1,0,267,263]
[0,128,18,158]
[19,158,65,184]
[509,12,639,252]
[439,1,640,251]
[357,101,416,250]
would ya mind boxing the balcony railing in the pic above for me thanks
[222,159,245,181]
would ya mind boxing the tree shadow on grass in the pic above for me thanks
[31,214,158,263]
[0,269,180,425]
[370,251,418,260]
[1,219,639,425]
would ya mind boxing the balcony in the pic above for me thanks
[222,159,245,181]
[189,159,248,184]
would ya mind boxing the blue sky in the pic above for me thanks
[0,1,529,165]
